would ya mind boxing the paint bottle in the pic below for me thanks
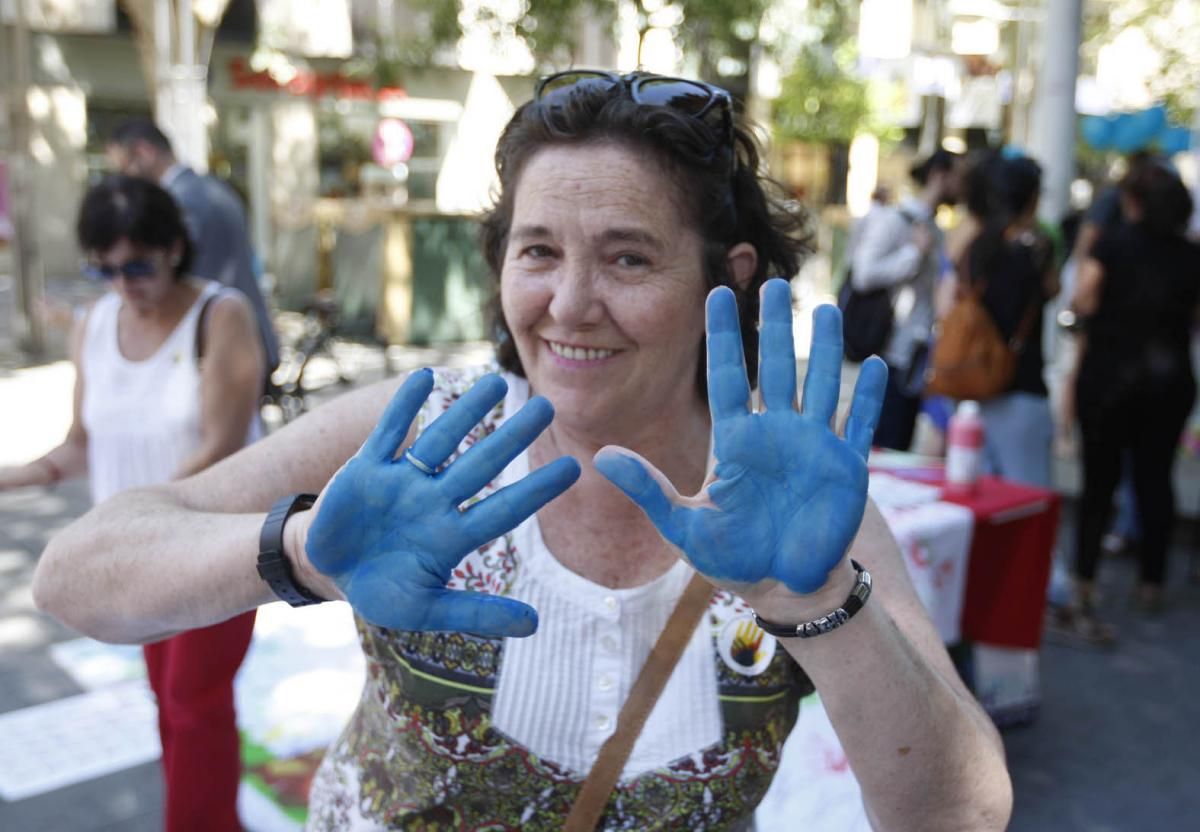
[945,400,984,496]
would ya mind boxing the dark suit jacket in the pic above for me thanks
[166,167,280,370]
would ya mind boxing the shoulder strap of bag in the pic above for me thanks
[564,572,714,831]
[194,292,218,362]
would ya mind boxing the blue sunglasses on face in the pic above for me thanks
[81,258,161,281]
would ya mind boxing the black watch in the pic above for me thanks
[257,493,328,607]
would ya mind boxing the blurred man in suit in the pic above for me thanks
[107,120,280,373]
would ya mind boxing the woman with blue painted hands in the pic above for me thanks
[34,71,1010,829]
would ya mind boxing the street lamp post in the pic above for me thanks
[1028,0,1084,224]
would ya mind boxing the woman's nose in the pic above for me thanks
[548,262,602,326]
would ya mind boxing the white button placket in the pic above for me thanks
[589,596,623,755]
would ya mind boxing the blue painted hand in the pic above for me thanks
[595,279,888,597]
[305,370,581,637]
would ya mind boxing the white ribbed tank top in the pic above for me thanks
[82,280,261,505]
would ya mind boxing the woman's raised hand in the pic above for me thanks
[304,370,580,637]
[596,279,887,599]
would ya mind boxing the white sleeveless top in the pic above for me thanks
[82,280,262,505]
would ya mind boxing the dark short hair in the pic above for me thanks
[479,79,814,391]
[76,175,193,279]
[910,148,962,186]
[1121,160,1193,237]
[109,119,174,155]
[963,152,1046,283]
[965,152,1042,222]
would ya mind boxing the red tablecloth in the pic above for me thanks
[940,476,1060,649]
[870,458,1061,650]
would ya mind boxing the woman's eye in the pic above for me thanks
[615,253,648,268]
[523,244,554,259]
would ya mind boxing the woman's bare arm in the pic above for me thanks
[774,502,1011,831]
[174,293,266,479]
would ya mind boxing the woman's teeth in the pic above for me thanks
[548,342,615,361]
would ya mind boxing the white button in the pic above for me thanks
[595,714,612,731]
[597,673,614,691]
[603,596,617,611]
[600,635,618,652]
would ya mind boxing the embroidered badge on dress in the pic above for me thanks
[716,616,777,677]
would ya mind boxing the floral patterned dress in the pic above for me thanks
[306,366,814,830]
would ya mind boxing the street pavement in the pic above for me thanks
[2,299,1199,829]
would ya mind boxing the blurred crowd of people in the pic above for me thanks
[847,145,1199,646]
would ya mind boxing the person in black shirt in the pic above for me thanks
[1065,161,1200,638]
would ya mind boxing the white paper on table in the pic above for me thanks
[880,500,975,644]
[234,601,366,759]
[868,471,943,510]
[756,693,873,831]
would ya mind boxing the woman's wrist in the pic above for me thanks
[744,557,859,627]
[34,457,63,486]
[282,505,345,602]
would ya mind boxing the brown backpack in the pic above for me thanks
[924,268,1039,402]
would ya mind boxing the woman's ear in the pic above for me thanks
[726,243,758,291]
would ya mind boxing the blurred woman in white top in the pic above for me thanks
[0,175,264,832]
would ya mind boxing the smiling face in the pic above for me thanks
[500,142,712,437]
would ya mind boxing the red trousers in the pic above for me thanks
[143,610,256,832]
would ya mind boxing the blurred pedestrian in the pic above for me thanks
[851,149,965,450]
[951,152,1059,487]
[0,176,265,831]
[107,119,280,377]
[1059,153,1166,550]
[1060,161,1200,639]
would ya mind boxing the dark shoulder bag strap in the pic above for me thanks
[194,292,218,362]
[563,573,713,831]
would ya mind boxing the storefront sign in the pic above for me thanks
[0,0,115,32]
[227,57,405,101]
[372,119,415,168]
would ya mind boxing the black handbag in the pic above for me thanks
[838,275,893,363]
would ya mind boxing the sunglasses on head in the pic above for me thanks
[81,257,161,281]
[534,70,734,154]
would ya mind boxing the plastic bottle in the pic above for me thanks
[944,400,984,496]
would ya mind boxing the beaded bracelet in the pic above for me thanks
[753,560,873,639]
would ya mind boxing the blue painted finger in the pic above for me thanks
[420,589,540,638]
[758,279,798,412]
[458,456,581,546]
[594,451,683,548]
[407,373,508,470]
[801,304,844,425]
[441,396,556,504]
[706,287,751,422]
[364,369,434,462]
[844,356,888,459]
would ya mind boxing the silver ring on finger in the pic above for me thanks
[403,448,439,476]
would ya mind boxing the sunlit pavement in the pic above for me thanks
[2,290,1200,829]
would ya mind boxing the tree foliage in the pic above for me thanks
[773,42,869,144]
[1082,0,1199,123]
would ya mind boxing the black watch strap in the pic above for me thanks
[754,560,872,639]
[257,493,327,607]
